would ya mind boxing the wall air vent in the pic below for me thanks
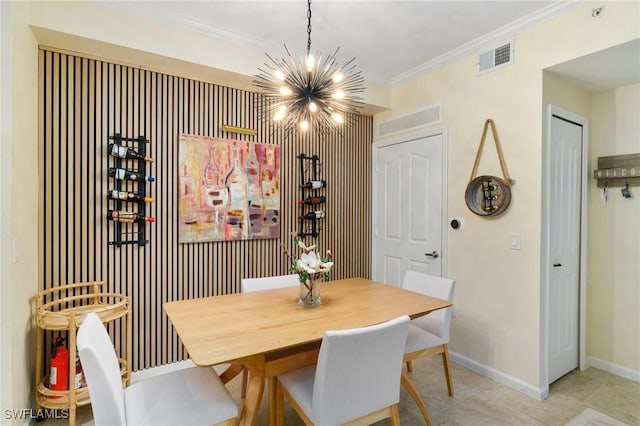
[477,40,514,75]
[378,104,441,138]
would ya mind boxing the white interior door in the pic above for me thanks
[373,134,443,286]
[548,113,583,384]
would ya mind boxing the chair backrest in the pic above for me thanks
[77,312,127,426]
[241,273,299,293]
[310,315,410,425]
[402,270,455,342]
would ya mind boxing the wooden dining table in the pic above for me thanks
[164,277,451,426]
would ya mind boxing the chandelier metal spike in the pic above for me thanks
[254,0,365,135]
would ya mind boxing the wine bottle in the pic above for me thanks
[107,190,154,203]
[483,181,497,191]
[224,145,249,238]
[301,180,326,189]
[107,210,155,223]
[179,142,201,224]
[202,146,221,211]
[108,143,153,162]
[108,167,155,182]
[261,145,279,210]
[299,210,326,220]
[245,143,263,209]
[298,196,326,205]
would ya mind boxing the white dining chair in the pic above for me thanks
[402,270,456,392]
[77,312,238,426]
[275,315,410,426]
[241,273,300,293]
[239,273,300,397]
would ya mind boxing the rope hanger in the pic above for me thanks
[469,119,513,186]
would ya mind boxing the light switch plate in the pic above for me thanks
[510,233,521,250]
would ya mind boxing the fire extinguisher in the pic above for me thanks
[49,337,69,392]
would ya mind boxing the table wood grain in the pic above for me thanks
[164,277,451,425]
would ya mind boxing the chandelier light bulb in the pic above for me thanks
[273,105,287,121]
[308,102,318,113]
[332,90,345,100]
[332,113,344,124]
[305,54,315,72]
[279,86,292,96]
[332,72,343,83]
[300,120,310,131]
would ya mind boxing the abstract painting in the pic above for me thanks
[178,134,280,243]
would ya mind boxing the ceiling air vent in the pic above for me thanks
[477,40,514,75]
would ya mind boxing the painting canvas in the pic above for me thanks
[178,134,280,243]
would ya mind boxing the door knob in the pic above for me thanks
[425,250,439,259]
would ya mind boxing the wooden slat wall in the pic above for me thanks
[39,49,373,370]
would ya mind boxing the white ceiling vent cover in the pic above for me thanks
[477,40,514,75]
[378,105,441,138]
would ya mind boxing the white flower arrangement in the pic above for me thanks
[284,232,333,284]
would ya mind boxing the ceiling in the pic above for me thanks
[547,38,640,92]
[101,1,639,92]
[103,0,562,85]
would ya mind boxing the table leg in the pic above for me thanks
[401,371,432,426]
[239,364,266,426]
[267,376,278,426]
[219,363,244,384]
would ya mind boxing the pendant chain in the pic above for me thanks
[306,0,312,55]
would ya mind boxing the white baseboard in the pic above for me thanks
[585,356,640,383]
[449,351,640,402]
[449,350,547,400]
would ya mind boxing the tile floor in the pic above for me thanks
[60,357,640,425]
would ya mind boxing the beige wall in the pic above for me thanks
[0,0,10,416]
[542,72,591,119]
[588,83,640,372]
[379,39,545,391]
[2,0,40,420]
[374,0,639,391]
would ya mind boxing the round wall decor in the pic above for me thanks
[466,119,514,217]
[465,175,512,216]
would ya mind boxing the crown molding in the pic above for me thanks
[391,0,587,86]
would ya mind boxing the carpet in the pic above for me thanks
[566,408,629,426]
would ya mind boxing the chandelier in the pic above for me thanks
[254,0,365,134]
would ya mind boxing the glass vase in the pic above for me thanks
[298,276,322,307]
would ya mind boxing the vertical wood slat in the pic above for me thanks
[39,49,372,371]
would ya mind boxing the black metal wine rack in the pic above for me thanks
[107,134,151,247]
[297,153,326,238]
